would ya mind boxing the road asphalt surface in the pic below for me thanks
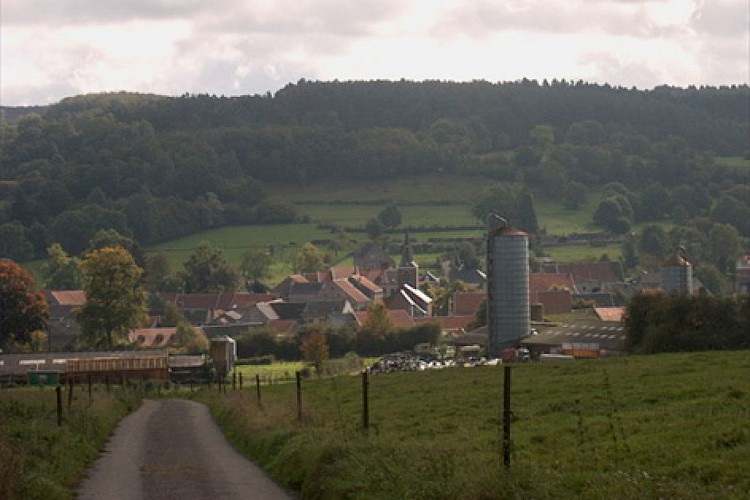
[78,399,294,499]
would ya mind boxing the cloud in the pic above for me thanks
[690,0,749,38]
[2,0,207,25]
[432,0,690,39]
[1,0,746,105]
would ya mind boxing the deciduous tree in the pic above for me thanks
[377,205,402,229]
[42,243,83,290]
[240,249,273,289]
[300,330,329,376]
[0,261,48,351]
[77,246,148,349]
[293,243,326,273]
[182,241,240,293]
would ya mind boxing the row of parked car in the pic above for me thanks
[368,353,504,374]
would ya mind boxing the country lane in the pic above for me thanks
[77,399,294,499]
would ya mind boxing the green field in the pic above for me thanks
[266,174,486,204]
[715,156,750,169]
[197,350,750,498]
[297,204,479,228]
[542,243,623,263]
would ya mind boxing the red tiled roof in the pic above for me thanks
[387,309,416,328]
[530,290,573,315]
[545,262,619,283]
[268,319,298,333]
[352,309,414,328]
[160,293,277,310]
[47,290,86,306]
[331,266,357,280]
[529,273,575,292]
[333,279,370,304]
[128,327,177,347]
[349,275,382,294]
[594,307,625,322]
[362,269,386,285]
[453,292,486,316]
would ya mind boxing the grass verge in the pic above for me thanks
[0,384,143,500]
[196,350,750,499]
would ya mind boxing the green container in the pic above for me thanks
[27,370,61,386]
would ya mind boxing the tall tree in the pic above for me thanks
[361,301,392,340]
[77,246,148,349]
[0,261,48,351]
[42,243,83,290]
[293,243,326,273]
[516,189,539,234]
[377,205,402,229]
[300,329,329,376]
[240,249,273,290]
[182,241,240,293]
[143,253,181,292]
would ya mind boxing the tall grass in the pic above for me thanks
[197,351,750,498]
[0,384,143,500]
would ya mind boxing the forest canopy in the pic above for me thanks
[1,80,748,261]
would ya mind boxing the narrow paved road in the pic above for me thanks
[78,399,293,499]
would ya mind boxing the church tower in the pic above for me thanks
[396,231,418,288]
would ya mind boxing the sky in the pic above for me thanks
[2,0,748,106]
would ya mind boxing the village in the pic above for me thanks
[5,227,745,386]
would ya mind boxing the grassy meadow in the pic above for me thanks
[196,350,750,499]
[137,176,612,285]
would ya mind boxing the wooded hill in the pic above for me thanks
[1,80,748,262]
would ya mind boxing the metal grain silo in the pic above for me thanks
[486,213,530,357]
[661,247,692,295]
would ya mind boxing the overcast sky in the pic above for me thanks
[2,0,748,106]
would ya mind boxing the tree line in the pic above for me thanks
[1,80,748,263]
[624,292,750,353]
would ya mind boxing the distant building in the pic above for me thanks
[735,255,750,293]
[661,248,693,295]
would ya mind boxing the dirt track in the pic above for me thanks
[77,399,293,499]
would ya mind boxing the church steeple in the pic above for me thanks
[400,231,415,267]
[397,231,418,288]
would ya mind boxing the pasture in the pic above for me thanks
[197,350,750,498]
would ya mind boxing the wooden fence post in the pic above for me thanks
[67,377,73,408]
[503,365,512,468]
[296,371,302,421]
[255,374,261,406]
[56,386,63,426]
[362,370,369,431]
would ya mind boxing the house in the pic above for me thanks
[353,242,395,271]
[157,292,277,325]
[301,300,354,323]
[447,268,487,289]
[521,316,627,359]
[274,266,383,308]
[735,255,750,293]
[271,275,309,299]
[452,291,485,317]
[45,290,87,348]
[529,273,576,314]
[387,283,433,317]
[128,327,177,348]
[353,308,415,329]
[541,261,622,293]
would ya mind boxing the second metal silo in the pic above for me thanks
[486,213,530,357]
[661,247,692,295]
